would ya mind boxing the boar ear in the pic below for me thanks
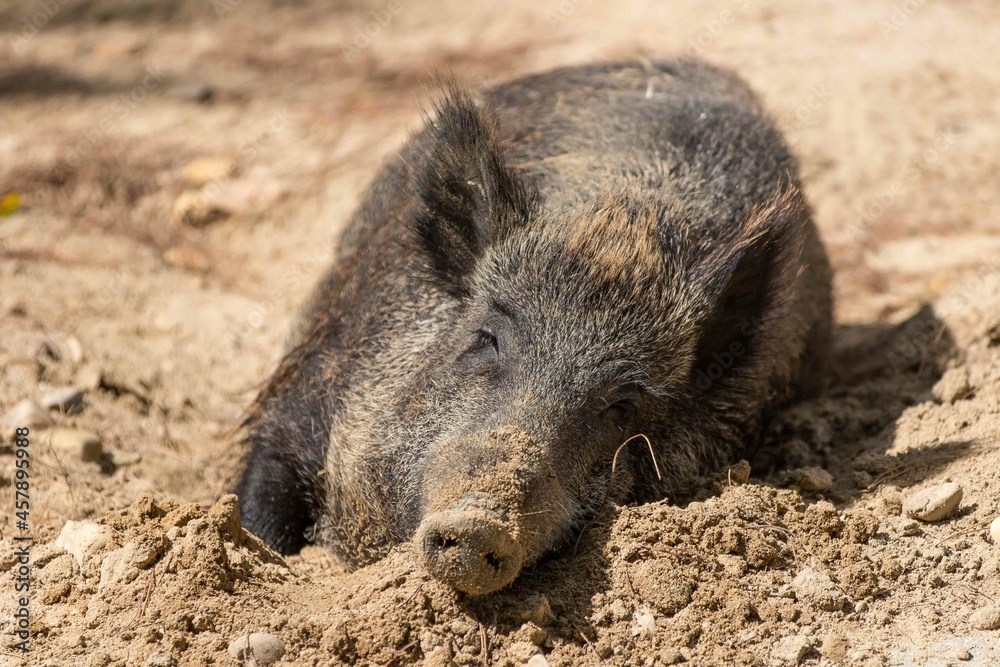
[411,87,534,296]
[690,189,807,374]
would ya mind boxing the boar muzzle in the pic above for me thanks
[416,492,526,595]
[415,427,566,595]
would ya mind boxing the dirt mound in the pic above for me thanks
[6,273,1000,666]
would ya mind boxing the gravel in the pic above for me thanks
[1,398,55,439]
[903,482,963,522]
[227,633,285,666]
[47,428,103,463]
[41,386,84,414]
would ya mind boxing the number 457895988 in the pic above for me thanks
[14,426,30,528]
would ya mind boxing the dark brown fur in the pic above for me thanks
[235,59,833,590]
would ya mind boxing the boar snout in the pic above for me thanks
[416,495,526,595]
[416,427,571,594]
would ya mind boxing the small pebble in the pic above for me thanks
[173,190,230,227]
[630,607,655,637]
[772,635,811,664]
[110,450,143,467]
[191,613,212,632]
[47,428,103,463]
[526,656,549,667]
[522,622,546,646]
[955,646,972,661]
[2,399,55,439]
[75,363,103,391]
[144,654,176,667]
[820,633,849,662]
[55,520,108,566]
[969,606,1000,630]
[423,646,452,667]
[792,567,846,612]
[182,157,235,186]
[41,386,84,414]
[519,594,553,625]
[65,336,85,364]
[899,518,922,536]
[904,482,963,522]
[792,466,834,493]
[989,517,1000,544]
[228,632,285,666]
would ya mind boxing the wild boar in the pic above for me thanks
[235,59,833,595]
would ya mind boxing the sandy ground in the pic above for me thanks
[1,0,1000,665]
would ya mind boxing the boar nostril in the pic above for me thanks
[416,509,526,595]
[435,534,459,550]
[482,551,502,572]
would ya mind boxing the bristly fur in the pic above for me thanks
[234,59,833,577]
[409,83,536,298]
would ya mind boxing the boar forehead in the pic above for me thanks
[470,193,703,391]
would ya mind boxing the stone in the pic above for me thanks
[630,607,655,637]
[75,363,103,391]
[526,656,549,667]
[969,607,1000,630]
[144,653,175,667]
[792,466,834,493]
[904,483,963,522]
[772,635,811,664]
[54,520,108,567]
[227,632,285,666]
[899,518,922,536]
[182,157,235,186]
[110,450,143,467]
[820,633,848,663]
[172,190,228,227]
[792,567,846,612]
[47,428,103,463]
[423,645,453,667]
[2,399,55,439]
[99,544,142,592]
[989,517,1000,544]
[41,386,84,414]
[519,594,553,625]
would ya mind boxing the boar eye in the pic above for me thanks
[600,383,643,425]
[469,328,500,363]
[602,399,635,424]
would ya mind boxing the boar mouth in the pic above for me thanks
[416,505,526,595]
